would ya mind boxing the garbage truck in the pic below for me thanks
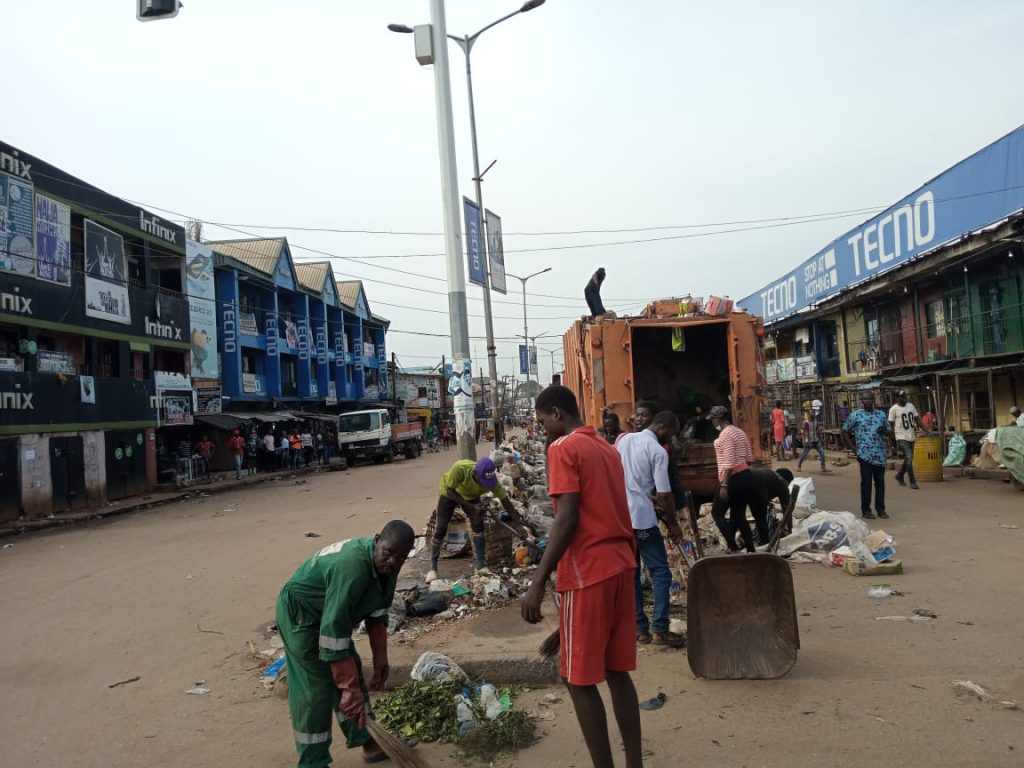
[561,297,769,498]
[337,407,423,465]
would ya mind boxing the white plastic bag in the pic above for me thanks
[410,651,468,683]
[790,477,817,519]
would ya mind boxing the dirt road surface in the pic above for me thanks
[1,448,1022,768]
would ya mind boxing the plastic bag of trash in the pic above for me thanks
[790,477,817,519]
[410,651,468,683]
[407,591,449,618]
[480,683,504,720]
[943,434,967,467]
[778,510,871,556]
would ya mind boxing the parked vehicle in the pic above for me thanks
[562,298,768,498]
[337,408,423,465]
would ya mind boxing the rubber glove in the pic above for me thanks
[329,657,366,728]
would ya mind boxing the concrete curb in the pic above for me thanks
[0,462,347,539]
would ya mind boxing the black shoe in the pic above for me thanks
[895,476,906,487]
[910,483,920,490]
[862,512,877,519]
[877,511,890,519]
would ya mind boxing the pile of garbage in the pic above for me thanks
[491,437,554,536]
[374,652,539,762]
[387,567,541,638]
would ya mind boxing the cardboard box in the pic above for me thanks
[845,558,904,576]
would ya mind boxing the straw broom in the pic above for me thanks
[537,586,561,660]
[367,720,434,768]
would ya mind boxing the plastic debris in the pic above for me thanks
[639,692,667,711]
[953,680,991,700]
[185,686,210,695]
[868,586,893,598]
[262,656,287,689]
[410,651,468,683]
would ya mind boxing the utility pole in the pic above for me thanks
[428,0,475,460]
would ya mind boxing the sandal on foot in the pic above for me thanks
[636,633,652,644]
[651,631,686,648]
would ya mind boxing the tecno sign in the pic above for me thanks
[222,309,237,353]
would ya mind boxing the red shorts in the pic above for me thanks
[559,569,636,686]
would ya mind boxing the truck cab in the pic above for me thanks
[337,408,423,465]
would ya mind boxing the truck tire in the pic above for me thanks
[414,440,422,458]
[385,442,396,464]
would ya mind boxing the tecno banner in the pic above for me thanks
[186,239,219,379]
[739,123,1024,323]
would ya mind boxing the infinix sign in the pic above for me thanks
[139,212,179,244]
[0,287,32,315]
[0,150,31,181]
[0,392,33,410]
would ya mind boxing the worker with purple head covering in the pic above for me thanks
[425,456,531,583]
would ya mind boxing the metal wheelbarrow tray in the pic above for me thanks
[686,553,800,679]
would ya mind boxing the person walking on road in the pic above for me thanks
[245,429,259,476]
[584,267,607,318]
[425,457,531,583]
[228,429,246,480]
[522,385,644,768]
[888,390,923,489]
[797,400,827,473]
[442,423,451,451]
[616,410,686,647]
[709,406,757,552]
[277,432,290,469]
[843,393,892,519]
[275,521,415,768]
[771,400,787,461]
[289,431,303,470]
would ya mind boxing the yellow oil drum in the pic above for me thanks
[912,435,944,482]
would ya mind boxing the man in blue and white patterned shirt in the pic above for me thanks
[842,393,892,519]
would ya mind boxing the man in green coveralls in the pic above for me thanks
[276,520,416,766]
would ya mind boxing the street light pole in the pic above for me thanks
[390,1,546,452]
[507,268,552,387]
[428,0,474,460]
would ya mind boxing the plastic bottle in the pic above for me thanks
[480,684,503,720]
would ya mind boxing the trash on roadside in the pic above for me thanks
[407,591,449,618]
[868,586,893,598]
[875,614,932,622]
[410,651,468,683]
[999,523,1019,530]
[2,543,14,549]
[846,558,904,576]
[429,579,453,593]
[262,656,287,689]
[185,686,210,695]
[953,680,992,700]
[639,692,667,711]
[304,532,321,538]
[913,608,938,619]
[480,683,503,720]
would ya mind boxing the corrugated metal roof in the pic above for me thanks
[294,261,329,293]
[337,280,363,309]
[210,238,284,276]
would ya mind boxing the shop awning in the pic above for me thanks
[290,411,338,423]
[195,413,248,430]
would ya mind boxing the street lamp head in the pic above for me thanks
[539,267,552,274]
[387,23,415,33]
[521,0,546,11]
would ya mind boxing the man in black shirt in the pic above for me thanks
[747,467,793,546]
[585,268,607,318]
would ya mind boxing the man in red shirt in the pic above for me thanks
[194,435,215,479]
[522,385,642,768]
[228,429,246,480]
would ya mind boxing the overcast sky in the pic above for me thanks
[6,1,1024,383]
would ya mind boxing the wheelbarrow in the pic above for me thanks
[686,554,800,680]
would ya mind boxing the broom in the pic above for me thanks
[537,588,561,661]
[367,719,434,768]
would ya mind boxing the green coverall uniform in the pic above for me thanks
[275,537,397,768]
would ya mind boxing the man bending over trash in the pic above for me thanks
[523,385,643,768]
[276,520,415,767]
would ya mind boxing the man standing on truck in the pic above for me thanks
[617,410,686,647]
[522,385,644,768]
[425,457,531,583]
[584,267,607,318]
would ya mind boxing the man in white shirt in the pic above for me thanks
[616,410,684,647]
[888,390,923,489]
